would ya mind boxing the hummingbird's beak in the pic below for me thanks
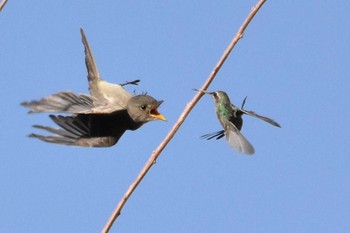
[193,88,214,95]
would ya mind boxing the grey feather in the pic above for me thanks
[225,123,254,155]
[21,92,95,114]
[240,109,281,128]
[80,28,132,107]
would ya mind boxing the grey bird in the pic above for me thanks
[195,89,280,155]
[21,28,166,147]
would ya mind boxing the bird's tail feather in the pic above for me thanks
[201,130,225,140]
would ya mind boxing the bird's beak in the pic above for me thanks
[193,88,214,95]
[150,100,167,121]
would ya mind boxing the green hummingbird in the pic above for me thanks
[195,89,281,155]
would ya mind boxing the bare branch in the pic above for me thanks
[0,0,8,12]
[102,0,267,232]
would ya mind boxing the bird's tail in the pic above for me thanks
[201,130,225,140]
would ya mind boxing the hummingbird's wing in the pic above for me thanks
[240,109,281,128]
[80,28,132,108]
[225,122,255,155]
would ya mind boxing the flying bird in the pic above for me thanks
[195,89,280,155]
[21,28,166,147]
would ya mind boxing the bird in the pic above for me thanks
[194,89,280,155]
[21,28,166,147]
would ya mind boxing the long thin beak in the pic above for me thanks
[193,88,214,95]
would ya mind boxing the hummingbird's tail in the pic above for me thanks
[201,130,225,140]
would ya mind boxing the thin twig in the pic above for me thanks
[102,0,267,232]
[0,0,8,11]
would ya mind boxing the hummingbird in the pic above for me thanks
[195,89,281,155]
[21,28,166,147]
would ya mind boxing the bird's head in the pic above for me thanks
[127,95,166,124]
[194,89,231,104]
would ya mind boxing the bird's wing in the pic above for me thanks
[29,115,125,147]
[21,91,131,114]
[29,132,120,147]
[21,91,95,114]
[80,28,132,108]
[240,109,281,128]
[225,122,255,155]
[80,28,102,99]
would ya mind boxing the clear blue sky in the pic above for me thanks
[1,1,349,232]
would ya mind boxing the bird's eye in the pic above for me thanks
[140,105,147,111]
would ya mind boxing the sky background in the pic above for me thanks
[1,1,349,232]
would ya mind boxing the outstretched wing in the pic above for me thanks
[240,109,281,128]
[80,27,102,99]
[29,114,126,147]
[80,28,132,108]
[21,90,133,114]
[21,91,95,114]
[225,122,255,155]
[22,29,136,115]
[201,124,254,155]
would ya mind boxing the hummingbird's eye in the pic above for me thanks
[140,105,147,111]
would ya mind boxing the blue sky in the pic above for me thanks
[1,1,349,232]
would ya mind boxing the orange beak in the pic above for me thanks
[150,100,166,121]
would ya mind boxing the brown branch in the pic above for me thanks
[0,0,8,12]
[101,0,267,232]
